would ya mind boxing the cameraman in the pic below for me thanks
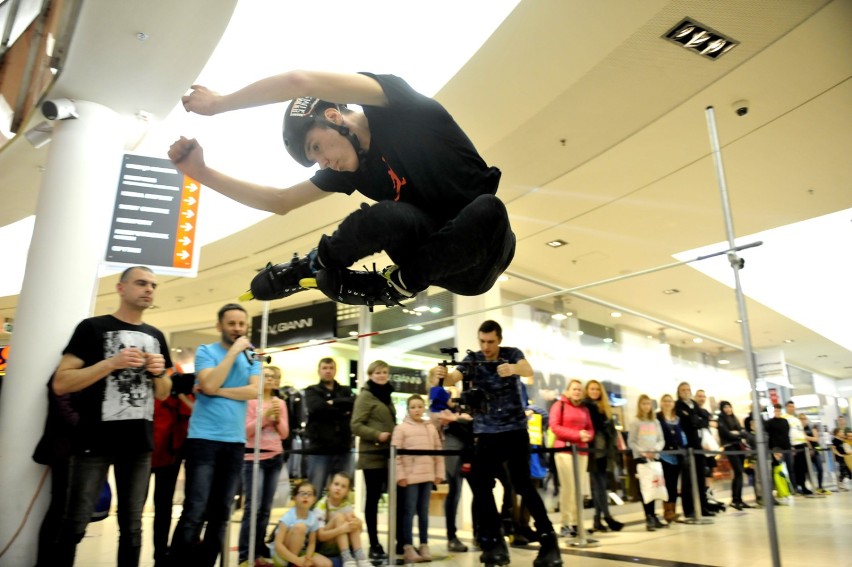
[431,320,561,567]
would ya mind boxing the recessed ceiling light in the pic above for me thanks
[693,338,703,344]
[662,288,680,295]
[551,313,568,321]
[783,339,794,343]
[735,319,742,324]
[576,330,585,336]
[662,18,738,60]
[409,325,424,331]
[565,311,574,317]
[610,311,622,318]
[429,307,442,314]
[413,305,430,312]
[546,239,568,248]
[497,275,509,282]
[348,331,358,336]
[603,337,613,343]
[718,359,730,365]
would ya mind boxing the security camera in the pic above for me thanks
[732,99,749,117]
[42,98,78,120]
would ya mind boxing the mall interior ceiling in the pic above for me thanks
[0,1,850,381]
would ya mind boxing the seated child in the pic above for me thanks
[315,472,368,567]
[272,481,332,567]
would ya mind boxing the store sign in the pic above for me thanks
[104,154,201,276]
[251,302,336,348]
[389,365,426,394]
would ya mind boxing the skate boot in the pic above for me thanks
[533,531,563,567]
[314,265,412,311]
[478,536,510,567]
[240,251,318,301]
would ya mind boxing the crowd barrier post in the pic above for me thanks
[683,448,712,525]
[705,106,781,567]
[388,445,398,566]
[246,301,271,566]
[569,445,598,548]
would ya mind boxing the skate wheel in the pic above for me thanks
[298,277,318,289]
[238,290,255,301]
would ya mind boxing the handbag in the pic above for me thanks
[636,461,668,504]
[700,428,720,452]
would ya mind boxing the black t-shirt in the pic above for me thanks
[311,73,501,223]
[455,346,526,435]
[64,315,172,455]
[765,417,791,450]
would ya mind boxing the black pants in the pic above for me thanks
[661,459,681,506]
[725,450,744,503]
[470,429,553,545]
[589,463,612,518]
[793,444,810,491]
[151,460,183,566]
[35,460,70,567]
[318,194,515,294]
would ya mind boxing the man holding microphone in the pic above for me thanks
[168,303,260,566]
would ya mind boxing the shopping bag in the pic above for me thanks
[528,413,543,446]
[636,461,668,504]
[700,428,720,452]
[91,481,112,522]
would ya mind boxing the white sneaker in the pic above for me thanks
[342,558,358,567]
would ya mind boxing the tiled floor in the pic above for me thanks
[70,484,850,567]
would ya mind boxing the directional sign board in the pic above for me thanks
[104,154,201,276]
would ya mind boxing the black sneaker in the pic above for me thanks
[315,266,412,311]
[368,543,387,562]
[243,251,317,301]
[447,537,469,552]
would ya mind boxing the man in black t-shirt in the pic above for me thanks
[52,266,172,567]
[169,71,515,309]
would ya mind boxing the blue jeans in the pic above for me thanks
[239,454,284,561]
[307,452,354,495]
[401,482,432,546]
[55,451,151,567]
[168,439,244,567]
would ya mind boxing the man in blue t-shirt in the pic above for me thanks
[168,70,515,310]
[432,320,561,567]
[168,304,260,567]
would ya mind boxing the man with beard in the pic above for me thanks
[168,304,260,566]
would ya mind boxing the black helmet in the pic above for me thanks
[283,97,340,167]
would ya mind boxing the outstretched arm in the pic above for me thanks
[168,138,331,215]
[181,70,388,115]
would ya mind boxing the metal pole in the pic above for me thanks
[388,445,398,566]
[247,301,271,566]
[803,446,822,496]
[705,106,781,567]
[684,448,712,525]
[569,444,598,548]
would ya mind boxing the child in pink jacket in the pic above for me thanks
[391,394,444,563]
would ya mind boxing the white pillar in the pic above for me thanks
[0,101,124,565]
[453,286,502,532]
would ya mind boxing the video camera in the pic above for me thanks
[438,346,502,415]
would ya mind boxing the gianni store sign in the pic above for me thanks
[250,302,337,348]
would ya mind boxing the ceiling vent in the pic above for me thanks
[663,18,738,60]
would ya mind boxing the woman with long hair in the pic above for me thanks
[350,360,397,562]
[717,401,753,510]
[583,380,623,532]
[550,379,594,537]
[629,394,666,531]
[656,394,685,523]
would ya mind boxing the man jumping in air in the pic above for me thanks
[168,70,515,308]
